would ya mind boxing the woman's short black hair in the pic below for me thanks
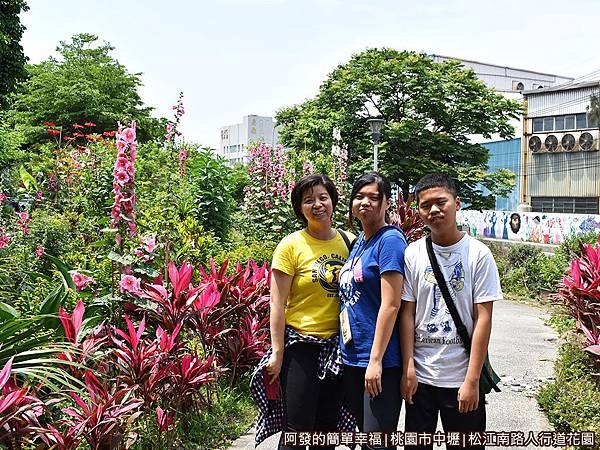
[348,172,392,227]
[290,173,338,225]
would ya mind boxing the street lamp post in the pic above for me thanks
[367,118,385,172]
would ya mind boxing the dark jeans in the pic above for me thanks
[405,382,486,450]
[278,342,343,450]
[342,365,402,450]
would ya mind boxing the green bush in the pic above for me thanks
[537,341,600,449]
[506,244,542,270]
[215,239,278,268]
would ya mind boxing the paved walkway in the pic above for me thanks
[230,300,559,450]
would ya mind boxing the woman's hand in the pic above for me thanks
[365,359,383,397]
[265,351,283,384]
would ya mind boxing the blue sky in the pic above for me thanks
[20,0,600,148]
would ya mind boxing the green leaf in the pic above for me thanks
[0,302,19,321]
[37,284,65,329]
[45,254,76,291]
[107,251,135,266]
[133,266,160,278]
[19,165,38,191]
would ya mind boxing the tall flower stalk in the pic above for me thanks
[243,143,296,242]
[111,121,138,248]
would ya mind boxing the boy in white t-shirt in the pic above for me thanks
[400,173,502,450]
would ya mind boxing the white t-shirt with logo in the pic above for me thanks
[402,234,502,388]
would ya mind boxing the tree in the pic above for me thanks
[276,48,523,209]
[0,0,29,109]
[9,33,163,143]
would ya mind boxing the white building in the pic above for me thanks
[430,54,574,140]
[217,115,279,165]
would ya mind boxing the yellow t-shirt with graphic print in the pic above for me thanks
[272,229,354,339]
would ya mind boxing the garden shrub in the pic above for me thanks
[537,341,600,448]
[216,239,278,268]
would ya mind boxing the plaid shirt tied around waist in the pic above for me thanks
[249,327,357,446]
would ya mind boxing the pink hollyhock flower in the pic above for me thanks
[0,193,7,204]
[119,274,141,294]
[127,221,137,237]
[15,212,30,222]
[115,171,130,185]
[0,234,10,249]
[134,249,144,258]
[130,144,137,162]
[71,272,95,291]
[36,191,43,201]
[125,162,136,175]
[116,140,127,151]
[115,157,129,170]
[121,127,136,144]
[141,233,157,253]
[35,244,45,257]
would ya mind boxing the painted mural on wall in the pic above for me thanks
[457,210,600,245]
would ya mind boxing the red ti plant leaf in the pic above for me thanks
[556,237,600,364]
[156,406,174,432]
[0,358,47,446]
[62,370,143,450]
[59,300,85,344]
[169,261,193,300]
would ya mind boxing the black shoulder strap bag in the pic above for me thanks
[425,236,501,394]
[338,230,357,253]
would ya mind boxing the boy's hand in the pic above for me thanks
[365,360,383,398]
[457,378,479,413]
[400,369,418,405]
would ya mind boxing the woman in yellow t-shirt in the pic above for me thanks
[266,173,353,450]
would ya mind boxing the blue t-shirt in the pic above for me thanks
[339,225,407,368]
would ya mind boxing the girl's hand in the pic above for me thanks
[365,359,383,397]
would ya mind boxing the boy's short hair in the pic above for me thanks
[290,173,338,225]
[414,173,457,203]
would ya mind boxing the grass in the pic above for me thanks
[132,378,257,450]
[183,380,257,450]
[537,341,600,450]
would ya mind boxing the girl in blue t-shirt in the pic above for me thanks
[339,172,407,446]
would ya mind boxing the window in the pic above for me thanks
[531,196,599,214]
[565,115,575,129]
[531,113,598,133]
[554,116,565,131]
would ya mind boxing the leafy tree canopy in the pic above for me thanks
[9,33,164,143]
[276,48,524,209]
[0,0,29,109]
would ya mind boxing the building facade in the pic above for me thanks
[522,81,600,214]
[431,55,574,210]
[217,115,279,165]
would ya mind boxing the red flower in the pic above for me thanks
[84,122,96,127]
[47,129,61,136]
[43,121,57,127]
[103,131,116,137]
[72,123,84,129]
[65,136,75,141]
[73,132,85,138]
